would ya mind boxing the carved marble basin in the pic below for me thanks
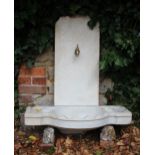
[25,105,132,134]
[25,17,132,134]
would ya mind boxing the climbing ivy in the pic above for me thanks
[15,0,140,120]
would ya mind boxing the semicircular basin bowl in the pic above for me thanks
[25,105,132,134]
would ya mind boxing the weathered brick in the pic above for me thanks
[32,77,46,85]
[19,67,31,75]
[19,66,46,76]
[31,67,46,76]
[18,77,31,85]
[19,86,46,94]
[19,95,32,103]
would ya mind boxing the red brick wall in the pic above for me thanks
[18,65,46,104]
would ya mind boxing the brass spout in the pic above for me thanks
[75,44,80,56]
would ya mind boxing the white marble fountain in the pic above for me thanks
[25,17,132,134]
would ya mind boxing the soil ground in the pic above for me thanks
[14,123,140,155]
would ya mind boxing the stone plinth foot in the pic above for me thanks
[42,127,55,144]
[100,125,116,141]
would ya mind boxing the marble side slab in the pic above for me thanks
[55,16,99,106]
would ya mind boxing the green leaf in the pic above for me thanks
[114,33,123,45]
[47,146,55,154]
[26,60,33,68]
[95,150,103,155]
[87,19,97,29]
[115,57,123,67]
[69,4,81,14]
[99,61,106,70]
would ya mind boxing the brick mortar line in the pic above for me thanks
[31,84,46,86]
[19,85,46,87]
[19,94,54,96]
[31,77,47,79]
[19,92,46,95]
[31,76,32,85]
[18,75,46,78]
